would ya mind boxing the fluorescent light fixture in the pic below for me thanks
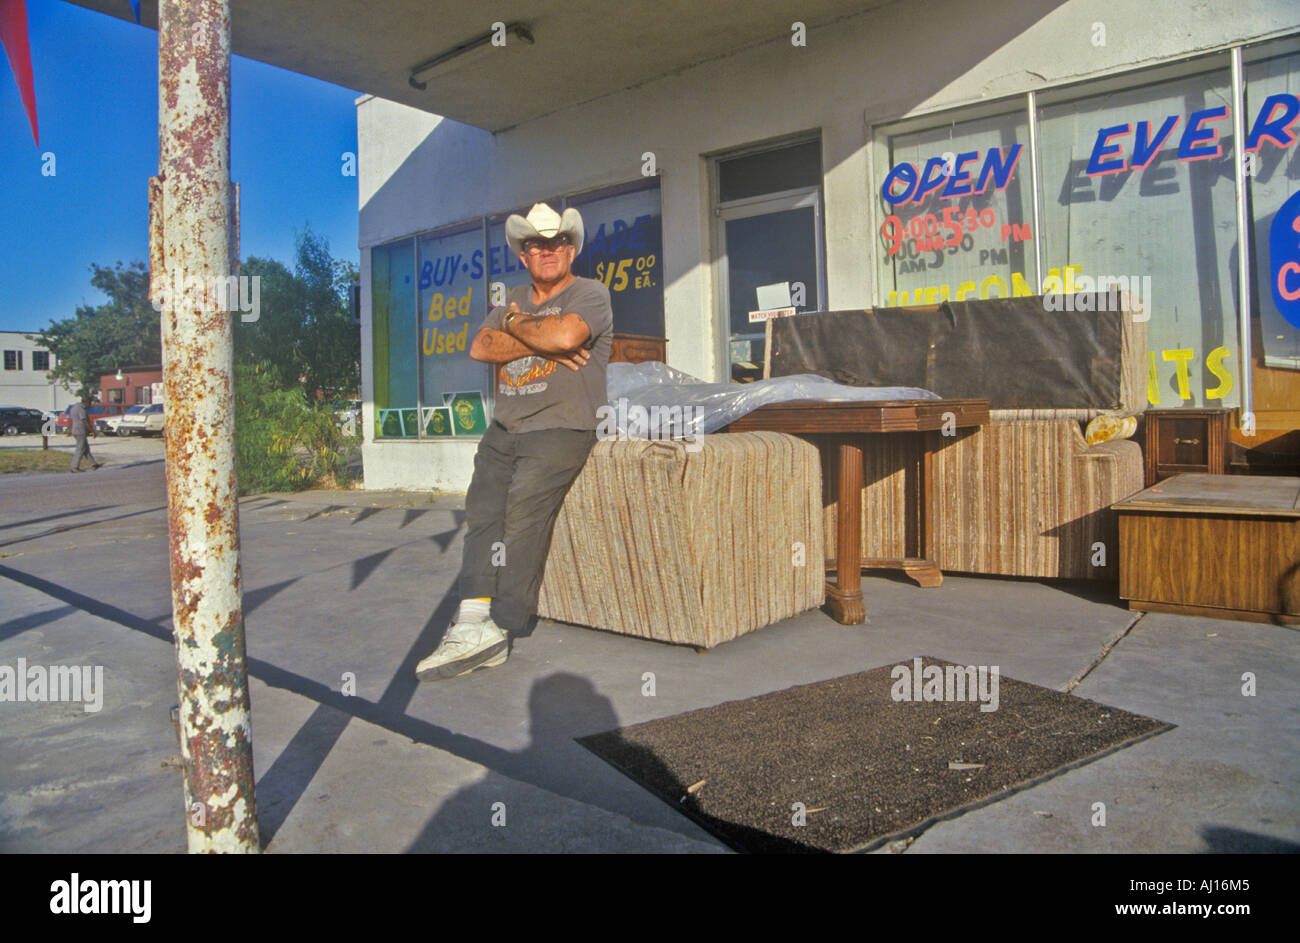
[409,23,534,90]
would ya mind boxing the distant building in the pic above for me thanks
[100,365,164,407]
[0,330,77,412]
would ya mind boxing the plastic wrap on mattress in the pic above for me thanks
[604,360,939,437]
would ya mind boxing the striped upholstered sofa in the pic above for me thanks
[537,431,825,648]
[771,294,1147,581]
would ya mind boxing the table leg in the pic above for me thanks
[903,431,943,587]
[824,438,866,624]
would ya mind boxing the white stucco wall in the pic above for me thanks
[357,0,1300,491]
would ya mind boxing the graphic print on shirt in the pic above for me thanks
[497,303,561,396]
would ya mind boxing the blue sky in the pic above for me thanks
[0,0,360,335]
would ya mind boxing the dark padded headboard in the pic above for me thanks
[767,294,1129,411]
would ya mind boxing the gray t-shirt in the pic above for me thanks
[69,402,90,436]
[482,277,613,433]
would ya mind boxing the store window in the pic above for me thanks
[871,40,1300,414]
[719,139,821,201]
[716,139,825,382]
[569,179,665,337]
[371,240,418,437]
[1246,37,1300,372]
[418,223,491,437]
[876,108,1034,308]
[1037,64,1240,407]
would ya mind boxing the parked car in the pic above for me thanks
[55,402,128,434]
[96,404,148,436]
[0,406,47,435]
[117,402,165,436]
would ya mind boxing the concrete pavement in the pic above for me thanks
[1,459,1296,853]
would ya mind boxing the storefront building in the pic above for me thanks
[357,1,1300,491]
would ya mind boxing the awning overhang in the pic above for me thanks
[67,0,895,131]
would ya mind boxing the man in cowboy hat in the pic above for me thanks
[416,202,613,681]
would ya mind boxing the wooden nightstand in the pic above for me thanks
[1143,408,1230,487]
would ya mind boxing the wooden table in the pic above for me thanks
[724,398,989,624]
[1114,473,1300,624]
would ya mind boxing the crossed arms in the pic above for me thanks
[469,303,593,371]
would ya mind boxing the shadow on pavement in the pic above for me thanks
[406,672,684,852]
[1199,825,1300,853]
[0,565,667,849]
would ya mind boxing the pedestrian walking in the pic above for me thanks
[69,394,102,473]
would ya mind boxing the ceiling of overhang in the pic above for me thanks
[67,0,896,131]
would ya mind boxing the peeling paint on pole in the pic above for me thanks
[156,0,258,853]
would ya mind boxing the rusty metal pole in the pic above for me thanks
[155,0,258,853]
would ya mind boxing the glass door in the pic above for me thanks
[718,189,824,381]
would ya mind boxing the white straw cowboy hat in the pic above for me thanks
[505,202,584,256]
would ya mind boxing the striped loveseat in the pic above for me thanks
[537,431,825,648]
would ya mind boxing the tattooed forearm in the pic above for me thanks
[507,312,590,353]
[470,327,543,363]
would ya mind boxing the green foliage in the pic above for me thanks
[32,228,359,403]
[33,228,362,494]
[32,261,161,395]
[236,225,360,397]
[234,361,360,495]
[227,227,362,494]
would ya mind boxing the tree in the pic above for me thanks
[32,261,161,395]
[233,257,298,388]
[33,227,359,401]
[236,226,360,398]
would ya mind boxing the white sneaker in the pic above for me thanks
[415,618,508,681]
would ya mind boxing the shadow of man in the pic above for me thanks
[404,671,699,853]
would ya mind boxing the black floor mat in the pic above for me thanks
[578,657,1174,853]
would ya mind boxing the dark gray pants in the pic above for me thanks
[70,434,95,471]
[458,421,597,634]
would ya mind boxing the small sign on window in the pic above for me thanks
[747,306,797,323]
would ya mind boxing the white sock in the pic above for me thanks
[457,597,491,623]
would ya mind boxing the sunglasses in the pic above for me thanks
[521,236,572,255]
